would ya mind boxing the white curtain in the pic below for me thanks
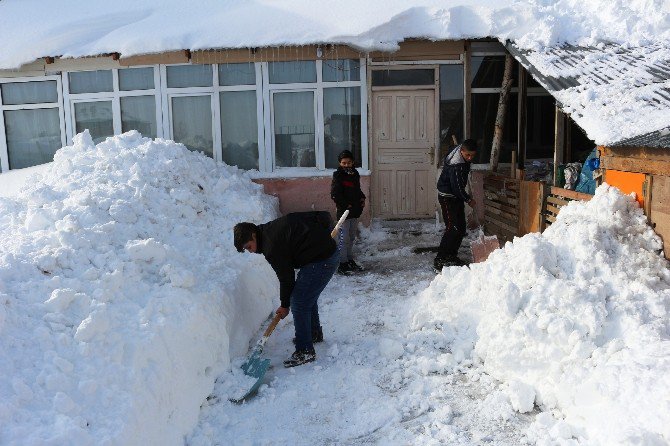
[171,96,213,157]
[121,96,157,138]
[4,108,61,169]
[1,81,58,105]
[323,87,361,168]
[74,101,113,144]
[220,91,258,170]
[118,67,154,91]
[273,91,315,167]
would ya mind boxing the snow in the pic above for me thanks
[1,0,668,71]
[413,185,670,444]
[0,131,279,445]
[1,131,669,444]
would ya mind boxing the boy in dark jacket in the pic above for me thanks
[234,212,338,367]
[434,139,477,271]
[330,150,366,274]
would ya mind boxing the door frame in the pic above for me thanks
[368,64,440,219]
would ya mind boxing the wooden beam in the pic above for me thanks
[119,50,190,66]
[464,41,471,140]
[553,106,565,186]
[489,53,514,171]
[369,40,464,61]
[600,155,670,176]
[517,61,527,170]
[599,145,670,162]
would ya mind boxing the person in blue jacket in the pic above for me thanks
[434,139,477,271]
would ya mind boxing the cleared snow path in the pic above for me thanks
[189,220,534,445]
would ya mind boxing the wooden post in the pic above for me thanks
[464,42,472,140]
[489,54,514,172]
[553,106,565,186]
[517,62,527,172]
[511,150,517,179]
[566,117,572,162]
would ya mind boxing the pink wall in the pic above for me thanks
[252,175,372,226]
[470,170,486,222]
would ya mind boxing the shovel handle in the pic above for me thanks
[262,313,283,338]
[330,210,350,238]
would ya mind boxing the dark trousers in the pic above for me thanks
[437,195,466,259]
[290,248,339,351]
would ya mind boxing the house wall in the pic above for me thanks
[253,175,371,225]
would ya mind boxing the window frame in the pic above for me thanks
[0,75,66,172]
[261,58,368,172]
[159,63,266,166]
[63,66,163,145]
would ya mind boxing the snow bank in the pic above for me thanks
[412,184,670,445]
[0,131,279,445]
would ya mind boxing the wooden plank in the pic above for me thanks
[484,175,520,189]
[370,39,464,61]
[547,196,570,207]
[546,203,561,215]
[485,220,516,240]
[519,180,542,234]
[484,193,518,207]
[484,199,517,215]
[549,186,592,201]
[546,214,557,223]
[600,156,670,176]
[650,175,670,259]
[191,45,363,64]
[485,212,518,234]
[484,205,518,223]
[119,50,190,66]
[600,145,670,162]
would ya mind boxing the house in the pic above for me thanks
[0,3,667,253]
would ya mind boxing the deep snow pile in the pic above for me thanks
[0,131,278,445]
[412,184,670,445]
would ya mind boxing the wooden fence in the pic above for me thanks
[482,174,592,241]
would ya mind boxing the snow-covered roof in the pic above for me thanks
[507,42,670,147]
[1,0,669,146]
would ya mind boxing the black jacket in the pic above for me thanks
[331,167,366,219]
[436,146,472,202]
[257,212,336,308]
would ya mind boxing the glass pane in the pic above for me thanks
[74,101,113,144]
[166,65,213,88]
[121,96,157,138]
[470,93,517,164]
[439,65,464,160]
[218,63,255,86]
[273,91,315,167]
[4,108,62,169]
[525,95,556,159]
[268,61,316,84]
[471,56,518,88]
[119,67,154,91]
[220,91,258,170]
[322,59,360,82]
[371,69,434,86]
[324,87,361,169]
[68,70,113,94]
[1,81,58,105]
[171,95,213,157]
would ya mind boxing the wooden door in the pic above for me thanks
[650,175,670,259]
[371,89,436,218]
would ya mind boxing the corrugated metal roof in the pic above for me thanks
[610,127,670,148]
[506,41,670,148]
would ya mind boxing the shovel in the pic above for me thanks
[232,210,350,402]
[230,313,283,403]
[469,210,500,263]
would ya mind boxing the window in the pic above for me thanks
[1,59,366,175]
[371,69,434,86]
[439,65,464,161]
[263,59,366,171]
[0,77,65,171]
[65,67,161,144]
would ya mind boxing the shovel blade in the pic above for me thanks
[229,356,271,403]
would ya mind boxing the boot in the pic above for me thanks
[337,262,352,275]
[347,260,364,272]
[283,348,316,368]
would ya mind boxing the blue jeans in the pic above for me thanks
[290,248,339,351]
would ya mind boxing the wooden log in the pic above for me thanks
[517,62,527,170]
[489,54,515,172]
[554,106,565,186]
